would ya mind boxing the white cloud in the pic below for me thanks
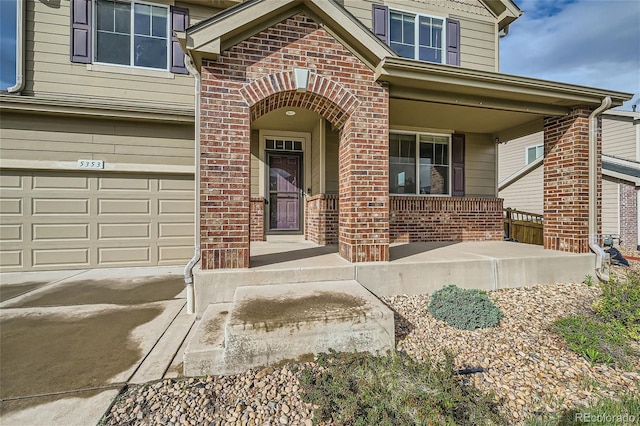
[501,0,640,109]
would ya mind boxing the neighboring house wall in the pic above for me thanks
[343,0,499,71]
[499,113,640,250]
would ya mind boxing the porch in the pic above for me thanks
[193,236,595,315]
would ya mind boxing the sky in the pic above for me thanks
[500,0,640,110]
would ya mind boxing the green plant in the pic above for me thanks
[552,314,636,369]
[525,394,640,425]
[427,285,503,330]
[299,350,506,426]
[592,273,640,340]
[584,275,594,287]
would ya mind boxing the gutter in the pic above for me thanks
[499,24,510,38]
[7,0,25,93]
[589,97,612,282]
[183,56,201,315]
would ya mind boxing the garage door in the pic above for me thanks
[0,171,194,272]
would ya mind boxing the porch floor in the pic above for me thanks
[194,236,596,314]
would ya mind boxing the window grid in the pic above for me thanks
[266,139,303,152]
[94,0,169,71]
[389,9,445,63]
[526,144,544,164]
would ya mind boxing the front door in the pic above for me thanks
[268,153,302,232]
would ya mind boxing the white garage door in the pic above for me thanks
[0,170,194,272]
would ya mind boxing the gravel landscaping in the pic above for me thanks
[102,262,640,426]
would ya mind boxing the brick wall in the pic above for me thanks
[250,197,265,242]
[305,194,339,245]
[390,197,504,242]
[199,14,389,268]
[543,106,599,253]
[620,182,638,249]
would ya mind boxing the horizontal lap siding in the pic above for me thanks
[1,113,194,167]
[24,0,219,109]
[499,165,543,214]
[602,178,620,236]
[465,133,496,196]
[498,132,543,182]
[603,116,636,160]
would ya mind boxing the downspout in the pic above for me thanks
[589,96,612,282]
[183,56,201,315]
[7,0,25,93]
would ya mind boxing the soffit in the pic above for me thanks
[480,0,522,29]
[378,57,633,118]
[180,0,395,70]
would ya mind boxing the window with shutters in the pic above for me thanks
[389,132,451,195]
[70,0,188,74]
[95,0,168,70]
[372,5,460,66]
[389,10,444,63]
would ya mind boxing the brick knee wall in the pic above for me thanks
[250,197,265,242]
[305,194,338,245]
[390,197,504,242]
[620,182,638,249]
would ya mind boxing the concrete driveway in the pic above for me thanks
[0,266,194,426]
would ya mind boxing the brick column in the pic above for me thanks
[338,107,390,262]
[620,182,638,249]
[199,61,251,269]
[543,106,599,253]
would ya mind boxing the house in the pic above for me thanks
[0,0,632,285]
[499,110,640,250]
[0,0,224,272]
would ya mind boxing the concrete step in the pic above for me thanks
[183,281,395,377]
[183,303,232,377]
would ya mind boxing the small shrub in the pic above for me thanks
[299,350,505,426]
[427,285,503,330]
[552,314,636,370]
[592,273,640,341]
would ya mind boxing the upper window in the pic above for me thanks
[526,144,544,164]
[389,10,444,63]
[95,0,168,70]
[390,132,450,195]
[70,0,188,74]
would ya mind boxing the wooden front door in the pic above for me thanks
[268,153,302,232]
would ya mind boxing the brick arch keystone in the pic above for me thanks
[239,71,360,128]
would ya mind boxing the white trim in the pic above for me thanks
[7,0,25,93]
[87,62,175,79]
[389,129,452,196]
[0,158,193,175]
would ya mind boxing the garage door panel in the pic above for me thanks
[0,250,23,268]
[32,175,89,190]
[158,222,192,238]
[0,174,23,189]
[159,178,192,191]
[98,177,151,191]
[33,248,90,267]
[98,199,150,214]
[158,199,193,214]
[0,224,22,241]
[98,247,151,264]
[32,198,89,215]
[32,223,89,241]
[0,198,23,215]
[159,245,192,263]
[99,223,150,239]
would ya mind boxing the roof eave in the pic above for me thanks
[376,57,632,114]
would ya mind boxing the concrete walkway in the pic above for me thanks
[0,266,194,426]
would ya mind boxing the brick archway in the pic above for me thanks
[241,71,360,128]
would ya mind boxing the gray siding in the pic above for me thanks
[603,116,637,161]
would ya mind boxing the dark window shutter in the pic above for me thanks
[170,6,189,74]
[70,0,91,63]
[451,133,465,196]
[446,18,460,66]
[372,4,389,43]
